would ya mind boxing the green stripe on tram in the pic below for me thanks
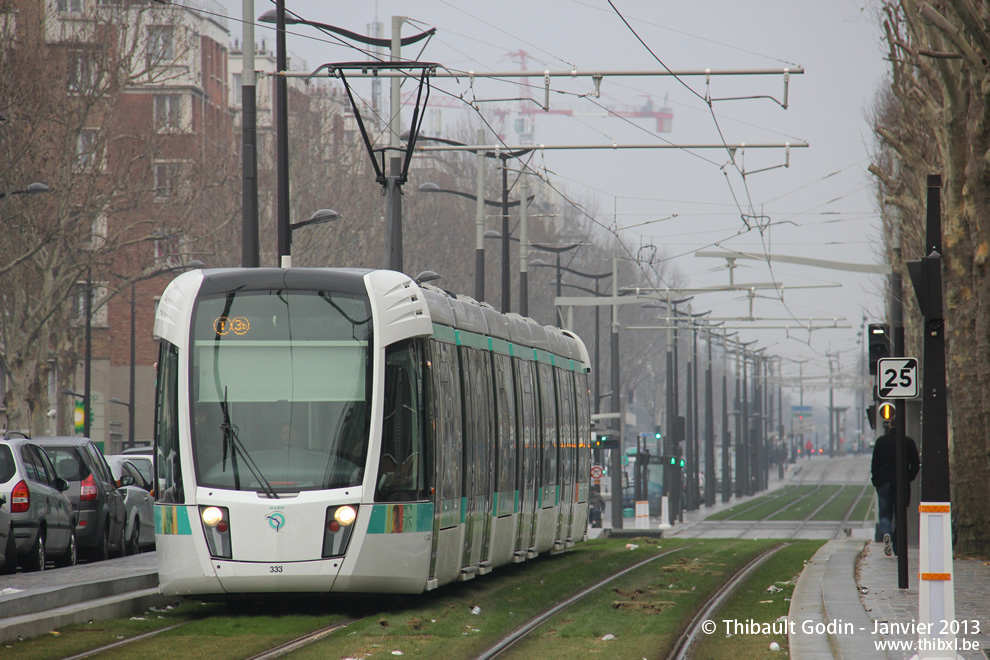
[431,323,457,343]
[490,337,512,355]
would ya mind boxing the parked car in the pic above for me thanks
[122,445,152,455]
[105,455,156,554]
[116,454,153,491]
[0,434,77,571]
[34,437,126,562]
[0,493,15,574]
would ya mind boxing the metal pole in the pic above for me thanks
[240,0,259,267]
[685,342,694,510]
[275,0,290,266]
[692,326,700,504]
[554,252,562,326]
[519,173,528,317]
[610,256,621,529]
[501,156,510,312]
[83,266,92,439]
[741,350,750,495]
[384,17,405,273]
[128,283,136,448]
[475,128,485,301]
[721,334,730,502]
[705,330,715,507]
[593,279,601,414]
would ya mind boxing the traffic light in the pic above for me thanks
[868,323,891,375]
[679,458,685,468]
[866,403,877,430]
[878,402,896,422]
[654,425,663,441]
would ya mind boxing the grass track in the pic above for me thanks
[689,540,826,659]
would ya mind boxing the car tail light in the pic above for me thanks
[80,474,98,501]
[11,480,29,513]
[322,505,358,558]
[199,505,231,559]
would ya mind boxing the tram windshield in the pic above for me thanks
[190,289,373,494]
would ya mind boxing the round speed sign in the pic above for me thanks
[590,465,604,479]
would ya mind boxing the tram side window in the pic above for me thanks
[517,360,538,492]
[154,340,183,503]
[575,373,591,492]
[537,362,558,490]
[431,340,461,505]
[493,354,515,495]
[555,369,575,488]
[376,339,425,502]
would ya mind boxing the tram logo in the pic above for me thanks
[266,512,286,532]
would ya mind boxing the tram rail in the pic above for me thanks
[476,545,690,659]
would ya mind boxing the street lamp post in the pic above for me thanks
[420,183,533,303]
[530,260,610,412]
[84,266,92,439]
[0,182,50,199]
[526,242,582,325]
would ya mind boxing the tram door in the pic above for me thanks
[427,340,462,585]
[460,348,494,571]
[514,360,539,554]
[555,370,576,543]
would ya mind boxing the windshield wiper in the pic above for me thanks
[219,388,279,499]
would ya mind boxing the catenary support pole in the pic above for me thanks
[241,0,259,267]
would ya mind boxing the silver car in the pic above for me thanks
[0,493,14,574]
[105,455,156,553]
[0,435,77,571]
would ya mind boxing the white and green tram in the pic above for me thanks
[152,267,593,596]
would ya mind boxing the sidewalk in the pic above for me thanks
[856,540,990,659]
[790,539,990,659]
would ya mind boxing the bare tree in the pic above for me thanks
[1,0,237,434]
[870,0,990,558]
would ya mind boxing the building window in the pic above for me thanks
[153,161,179,198]
[57,0,83,13]
[148,26,174,63]
[68,51,95,94]
[154,94,181,132]
[90,213,107,249]
[232,72,242,106]
[74,128,99,172]
[154,231,182,269]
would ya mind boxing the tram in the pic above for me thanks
[152,267,593,596]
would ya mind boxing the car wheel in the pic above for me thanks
[22,529,46,572]
[124,520,139,556]
[1,525,16,575]
[55,531,77,568]
[88,526,109,562]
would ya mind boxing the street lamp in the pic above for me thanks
[524,242,583,325]
[414,134,533,312]
[0,182,50,199]
[282,208,343,268]
[532,261,610,413]
[420,183,534,304]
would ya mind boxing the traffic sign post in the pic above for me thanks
[876,357,919,399]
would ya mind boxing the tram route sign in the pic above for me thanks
[790,405,813,434]
[877,357,919,399]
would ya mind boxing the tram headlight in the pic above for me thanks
[199,505,232,559]
[323,505,359,558]
[334,505,357,526]
[202,506,224,527]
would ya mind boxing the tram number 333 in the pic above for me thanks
[877,357,918,399]
[269,565,283,573]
